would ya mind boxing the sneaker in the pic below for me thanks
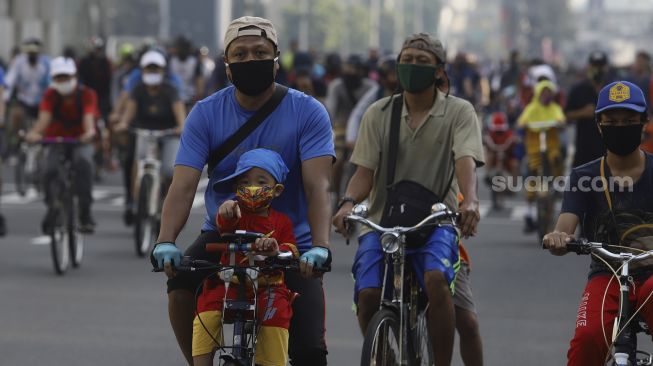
[79,215,96,234]
[41,208,58,235]
[0,214,7,237]
[523,216,537,234]
[123,207,134,226]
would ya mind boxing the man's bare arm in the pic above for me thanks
[332,165,374,235]
[301,156,333,248]
[456,156,480,238]
[157,165,202,243]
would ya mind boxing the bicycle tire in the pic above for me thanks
[50,210,69,275]
[361,308,401,366]
[14,149,26,196]
[68,194,83,268]
[410,307,434,366]
[134,174,154,257]
[536,195,554,242]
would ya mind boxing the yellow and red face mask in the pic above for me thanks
[236,185,277,211]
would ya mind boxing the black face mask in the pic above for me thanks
[600,124,644,156]
[228,58,276,96]
[342,73,362,90]
[28,54,38,65]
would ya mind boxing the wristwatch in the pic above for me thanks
[337,196,357,210]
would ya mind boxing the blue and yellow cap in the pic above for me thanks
[595,81,647,115]
[213,148,289,191]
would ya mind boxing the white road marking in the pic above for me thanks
[510,205,529,221]
[30,235,50,245]
[192,193,205,208]
[2,189,40,204]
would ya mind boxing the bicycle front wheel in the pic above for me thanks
[134,174,155,257]
[361,308,401,366]
[50,218,69,275]
[410,307,434,366]
[67,195,83,268]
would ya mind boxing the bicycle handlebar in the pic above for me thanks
[130,127,178,138]
[152,255,331,273]
[525,120,564,131]
[41,137,79,145]
[345,209,459,235]
[564,238,653,263]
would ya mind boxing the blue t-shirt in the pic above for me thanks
[124,69,184,95]
[0,66,5,87]
[175,85,335,251]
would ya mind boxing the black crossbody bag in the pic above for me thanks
[379,94,454,246]
[206,84,288,176]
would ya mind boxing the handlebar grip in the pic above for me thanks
[565,240,592,255]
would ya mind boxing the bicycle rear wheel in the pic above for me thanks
[50,210,69,275]
[14,147,26,196]
[134,174,155,257]
[536,194,554,242]
[361,308,401,366]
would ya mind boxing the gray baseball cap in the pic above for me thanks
[401,33,446,63]
[224,16,278,52]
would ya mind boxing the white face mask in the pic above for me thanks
[142,72,164,86]
[51,77,77,95]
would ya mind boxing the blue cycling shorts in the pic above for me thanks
[351,225,460,305]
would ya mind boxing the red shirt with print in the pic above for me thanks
[39,86,98,138]
[195,208,298,315]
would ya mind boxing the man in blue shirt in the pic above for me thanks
[151,16,334,365]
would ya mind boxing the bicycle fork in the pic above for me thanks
[392,248,409,365]
[612,261,635,366]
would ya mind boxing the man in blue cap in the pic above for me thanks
[151,16,334,365]
[543,80,653,365]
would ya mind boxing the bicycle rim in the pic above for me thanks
[361,308,401,366]
[536,196,552,241]
[411,308,434,366]
[50,226,69,275]
[68,196,83,268]
[135,174,154,257]
[14,152,26,196]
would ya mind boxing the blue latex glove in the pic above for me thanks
[299,246,330,269]
[151,242,182,269]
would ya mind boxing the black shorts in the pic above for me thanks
[19,101,39,120]
[167,231,328,365]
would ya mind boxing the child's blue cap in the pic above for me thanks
[595,81,648,115]
[213,149,289,191]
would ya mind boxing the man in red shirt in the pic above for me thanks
[26,57,98,233]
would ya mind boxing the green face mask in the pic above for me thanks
[397,63,438,93]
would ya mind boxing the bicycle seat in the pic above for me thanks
[218,230,265,244]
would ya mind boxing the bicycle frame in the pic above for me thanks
[565,240,653,366]
[132,129,173,217]
[347,204,458,366]
[379,241,421,365]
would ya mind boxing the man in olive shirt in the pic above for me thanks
[333,33,484,365]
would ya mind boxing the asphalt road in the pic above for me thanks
[0,167,650,365]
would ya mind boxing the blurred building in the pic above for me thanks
[572,0,653,66]
[0,0,247,62]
